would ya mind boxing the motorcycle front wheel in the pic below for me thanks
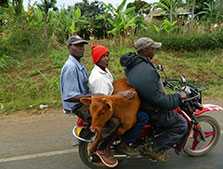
[184,115,220,156]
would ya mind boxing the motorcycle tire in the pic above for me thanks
[78,128,110,169]
[184,115,220,157]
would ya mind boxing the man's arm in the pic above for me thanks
[130,65,182,110]
[64,94,91,102]
[146,71,182,110]
[62,67,86,103]
[115,90,136,100]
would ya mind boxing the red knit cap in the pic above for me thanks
[91,44,109,64]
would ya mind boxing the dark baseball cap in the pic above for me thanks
[67,35,88,45]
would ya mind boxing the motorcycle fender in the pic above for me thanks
[72,126,83,138]
[195,104,223,116]
[72,126,95,143]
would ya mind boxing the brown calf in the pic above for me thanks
[80,78,140,152]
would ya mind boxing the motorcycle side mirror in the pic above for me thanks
[180,75,187,84]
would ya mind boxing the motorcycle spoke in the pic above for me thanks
[204,131,215,138]
[191,139,200,150]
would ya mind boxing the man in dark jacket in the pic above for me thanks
[120,37,188,161]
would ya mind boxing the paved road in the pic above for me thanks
[0,108,223,169]
[0,139,223,169]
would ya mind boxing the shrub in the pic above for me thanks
[141,28,223,51]
[0,54,16,71]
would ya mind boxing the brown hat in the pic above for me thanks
[67,35,88,45]
[134,37,161,51]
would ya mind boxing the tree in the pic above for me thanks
[215,0,223,20]
[0,0,9,7]
[186,0,218,19]
[12,0,23,15]
[37,0,57,17]
[154,0,179,22]
[75,0,104,17]
[74,0,110,39]
[107,0,147,36]
[127,0,151,15]
[197,0,223,21]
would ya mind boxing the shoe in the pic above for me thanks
[95,149,118,168]
[118,142,140,156]
[72,137,79,146]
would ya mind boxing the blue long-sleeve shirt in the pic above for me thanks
[60,55,89,111]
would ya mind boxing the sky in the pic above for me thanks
[24,0,158,9]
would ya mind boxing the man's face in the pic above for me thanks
[68,43,85,58]
[96,52,109,69]
[144,46,156,60]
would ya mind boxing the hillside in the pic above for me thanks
[0,39,223,114]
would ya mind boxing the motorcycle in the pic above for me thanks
[73,70,222,169]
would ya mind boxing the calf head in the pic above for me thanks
[80,96,113,152]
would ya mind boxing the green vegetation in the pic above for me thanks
[143,29,223,50]
[0,40,222,113]
[0,0,223,113]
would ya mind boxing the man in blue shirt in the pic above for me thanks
[60,35,90,120]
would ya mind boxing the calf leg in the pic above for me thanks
[98,117,120,150]
[101,117,120,139]
[116,122,134,135]
[117,127,127,135]
[117,114,137,135]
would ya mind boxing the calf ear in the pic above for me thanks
[104,99,113,112]
[80,97,92,105]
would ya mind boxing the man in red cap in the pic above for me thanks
[89,45,113,95]
[88,44,118,167]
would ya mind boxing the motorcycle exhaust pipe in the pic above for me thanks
[113,154,129,158]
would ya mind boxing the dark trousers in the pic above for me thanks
[123,111,150,144]
[150,111,188,151]
[73,104,91,124]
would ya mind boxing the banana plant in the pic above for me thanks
[59,7,88,36]
[152,19,177,33]
[106,0,147,36]
[46,7,88,40]
[68,7,82,34]
[26,7,45,28]
[154,0,179,22]
[197,1,219,21]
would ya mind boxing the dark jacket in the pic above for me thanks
[120,52,182,112]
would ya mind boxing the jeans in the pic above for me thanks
[123,111,150,144]
[151,111,188,151]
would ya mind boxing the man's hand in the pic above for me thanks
[117,90,136,100]
[178,91,187,100]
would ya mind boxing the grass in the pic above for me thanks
[0,38,223,114]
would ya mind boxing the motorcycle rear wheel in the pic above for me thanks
[184,115,220,156]
[78,129,112,169]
